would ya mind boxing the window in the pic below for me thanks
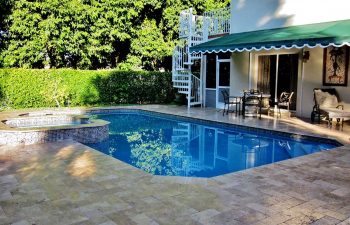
[206,54,216,88]
[219,62,230,86]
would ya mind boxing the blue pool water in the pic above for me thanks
[88,111,340,178]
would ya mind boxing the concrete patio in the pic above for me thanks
[1,105,350,225]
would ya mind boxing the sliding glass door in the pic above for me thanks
[257,54,298,110]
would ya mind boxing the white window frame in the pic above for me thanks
[216,57,231,108]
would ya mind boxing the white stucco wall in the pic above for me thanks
[230,0,350,33]
[230,52,250,96]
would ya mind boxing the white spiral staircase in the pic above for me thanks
[172,8,204,107]
[171,122,202,176]
[172,7,231,107]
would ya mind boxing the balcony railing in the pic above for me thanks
[179,8,204,39]
[179,7,230,43]
[203,7,231,38]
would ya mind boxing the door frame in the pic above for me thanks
[216,57,231,109]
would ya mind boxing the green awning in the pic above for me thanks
[190,19,350,53]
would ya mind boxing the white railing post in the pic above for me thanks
[187,8,193,65]
[187,74,191,108]
[203,16,209,42]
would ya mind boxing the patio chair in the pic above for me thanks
[277,92,294,118]
[311,88,350,125]
[221,90,241,116]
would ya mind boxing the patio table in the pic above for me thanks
[242,92,271,119]
[228,95,242,116]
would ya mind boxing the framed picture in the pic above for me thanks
[323,46,349,86]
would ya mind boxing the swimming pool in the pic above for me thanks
[88,110,340,178]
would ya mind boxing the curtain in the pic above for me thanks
[257,56,271,94]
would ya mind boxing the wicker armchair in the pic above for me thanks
[277,92,294,117]
[311,88,350,125]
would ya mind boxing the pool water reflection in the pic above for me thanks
[87,112,338,178]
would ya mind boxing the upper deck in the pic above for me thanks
[179,7,231,45]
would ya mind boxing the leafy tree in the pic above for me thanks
[129,19,173,70]
[0,0,14,67]
[0,0,230,70]
[2,0,139,69]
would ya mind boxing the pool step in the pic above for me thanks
[280,141,312,158]
[172,135,189,143]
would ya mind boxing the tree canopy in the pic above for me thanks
[0,0,229,70]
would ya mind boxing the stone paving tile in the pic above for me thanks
[283,214,320,225]
[10,220,30,225]
[332,188,350,197]
[246,202,280,216]
[314,207,349,221]
[190,209,220,224]
[98,221,118,225]
[235,208,268,224]
[131,213,159,225]
[105,211,137,225]
[310,215,341,225]
[174,217,202,225]
[338,218,350,225]
[253,213,293,225]
[205,209,246,225]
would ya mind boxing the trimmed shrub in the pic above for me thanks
[0,69,175,109]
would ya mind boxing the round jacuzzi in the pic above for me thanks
[0,110,109,145]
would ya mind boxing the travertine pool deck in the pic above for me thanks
[1,105,350,225]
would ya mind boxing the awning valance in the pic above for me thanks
[190,19,350,54]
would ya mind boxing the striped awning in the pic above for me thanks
[190,19,350,54]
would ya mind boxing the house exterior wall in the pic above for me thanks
[205,90,216,107]
[230,0,350,33]
[205,0,350,113]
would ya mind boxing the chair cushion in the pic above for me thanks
[340,102,350,111]
[321,107,350,119]
[315,89,339,108]
[278,102,289,106]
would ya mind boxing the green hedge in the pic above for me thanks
[0,69,175,109]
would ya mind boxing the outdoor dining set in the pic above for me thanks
[224,88,350,127]
[221,89,294,119]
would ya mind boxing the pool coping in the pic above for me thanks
[0,105,348,146]
[87,107,346,146]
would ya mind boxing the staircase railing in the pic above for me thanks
[172,45,187,72]
[190,75,201,105]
